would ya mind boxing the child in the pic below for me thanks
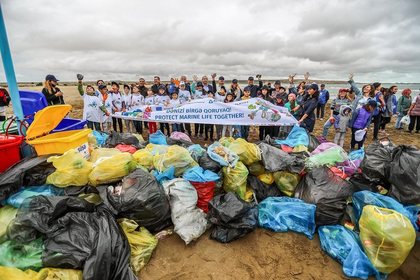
[110,81,124,132]
[285,93,300,118]
[122,84,133,133]
[204,91,215,141]
[98,84,112,132]
[215,86,227,102]
[222,93,235,137]
[0,87,11,122]
[333,105,352,147]
[322,89,352,138]
[193,82,205,137]
[130,84,145,134]
[144,88,157,134]
[77,81,109,131]
[349,100,377,150]
[156,85,170,135]
[237,86,252,140]
[170,91,182,132]
[178,82,191,103]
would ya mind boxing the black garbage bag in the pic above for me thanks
[198,154,222,173]
[7,196,136,280]
[388,145,420,205]
[0,156,55,201]
[258,142,295,172]
[105,131,143,149]
[106,168,172,233]
[360,142,394,181]
[348,173,388,193]
[247,175,282,202]
[307,133,320,153]
[294,167,354,226]
[207,192,258,243]
[166,137,194,148]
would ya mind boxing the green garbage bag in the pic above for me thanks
[119,219,158,274]
[222,161,248,200]
[273,171,301,197]
[0,238,43,270]
[0,205,18,243]
[306,147,348,169]
[359,205,416,274]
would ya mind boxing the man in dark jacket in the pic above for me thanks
[247,75,263,98]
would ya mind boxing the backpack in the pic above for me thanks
[0,88,11,106]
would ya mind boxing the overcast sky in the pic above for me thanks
[1,0,419,83]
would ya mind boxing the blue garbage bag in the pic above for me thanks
[318,225,382,280]
[258,197,316,239]
[274,125,309,147]
[149,130,168,145]
[4,185,64,208]
[152,166,175,184]
[353,191,418,230]
[187,144,206,162]
[183,166,220,182]
[348,148,364,161]
[207,142,239,167]
[93,130,109,147]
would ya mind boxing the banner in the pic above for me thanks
[113,98,298,126]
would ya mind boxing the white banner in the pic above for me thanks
[113,98,298,126]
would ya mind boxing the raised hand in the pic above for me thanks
[192,75,198,82]
[211,73,217,79]
[304,72,310,81]
[348,73,354,81]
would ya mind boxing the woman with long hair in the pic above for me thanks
[348,73,374,110]
[42,74,64,105]
[292,83,319,132]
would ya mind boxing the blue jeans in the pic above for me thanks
[172,123,182,132]
[395,114,404,128]
[322,115,338,137]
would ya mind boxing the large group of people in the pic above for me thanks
[31,72,420,150]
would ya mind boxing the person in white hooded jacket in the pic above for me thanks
[333,105,352,147]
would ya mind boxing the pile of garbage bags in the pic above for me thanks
[0,128,419,279]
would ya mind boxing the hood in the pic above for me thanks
[339,105,352,116]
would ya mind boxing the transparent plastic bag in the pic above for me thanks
[46,150,93,187]
[119,219,158,274]
[0,205,17,242]
[228,138,261,166]
[144,143,169,155]
[273,171,301,197]
[0,238,43,270]
[359,205,416,274]
[89,148,121,163]
[306,147,348,169]
[89,153,137,186]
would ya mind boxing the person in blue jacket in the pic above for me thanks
[317,84,329,120]
[292,83,319,132]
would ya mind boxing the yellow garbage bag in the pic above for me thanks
[88,153,137,186]
[359,205,416,274]
[119,219,158,274]
[273,171,301,197]
[153,145,198,177]
[0,266,82,280]
[247,161,266,176]
[133,149,154,170]
[0,205,17,243]
[219,137,234,147]
[258,173,274,185]
[228,138,261,166]
[145,143,169,155]
[46,150,93,187]
[293,145,308,153]
[223,161,248,200]
[89,148,121,163]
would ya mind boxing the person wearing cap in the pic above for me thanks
[317,84,330,120]
[76,75,108,131]
[322,88,352,138]
[230,79,242,99]
[211,73,225,93]
[292,83,320,132]
[178,81,191,103]
[179,75,191,92]
[110,81,124,132]
[42,74,64,105]
[247,75,263,98]
[98,84,112,132]
[349,100,377,150]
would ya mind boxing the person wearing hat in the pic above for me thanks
[42,74,64,105]
[247,75,263,98]
[322,88,352,138]
[178,81,191,103]
[230,79,242,99]
[292,83,320,132]
[317,84,330,120]
[349,100,377,150]
[179,75,191,92]
[211,73,225,93]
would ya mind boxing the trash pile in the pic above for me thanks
[0,126,419,279]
